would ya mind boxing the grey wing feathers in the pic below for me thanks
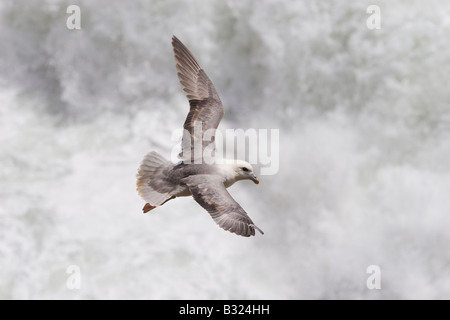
[183,175,264,237]
[172,36,224,162]
[172,35,221,102]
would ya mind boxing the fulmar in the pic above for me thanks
[136,36,263,237]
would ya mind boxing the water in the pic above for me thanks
[1,0,450,299]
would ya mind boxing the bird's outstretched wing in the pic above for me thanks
[172,36,224,163]
[182,175,264,237]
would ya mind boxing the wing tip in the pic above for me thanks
[172,35,181,46]
[227,223,264,237]
[250,224,264,236]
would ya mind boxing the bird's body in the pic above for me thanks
[136,36,263,237]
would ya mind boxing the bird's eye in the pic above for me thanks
[242,167,249,172]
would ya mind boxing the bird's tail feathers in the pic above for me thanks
[137,151,174,211]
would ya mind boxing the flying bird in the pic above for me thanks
[136,36,263,237]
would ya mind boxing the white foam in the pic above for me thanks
[1,0,449,299]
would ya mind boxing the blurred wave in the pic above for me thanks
[1,0,450,299]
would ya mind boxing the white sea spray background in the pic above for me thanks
[1,0,450,299]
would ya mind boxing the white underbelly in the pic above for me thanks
[174,179,235,198]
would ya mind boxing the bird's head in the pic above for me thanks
[233,160,259,184]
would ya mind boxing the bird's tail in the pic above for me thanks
[136,151,174,213]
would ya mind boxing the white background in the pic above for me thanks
[1,0,449,299]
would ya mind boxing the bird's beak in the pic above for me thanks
[251,173,259,184]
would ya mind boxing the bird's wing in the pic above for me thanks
[172,36,224,163]
[182,175,264,237]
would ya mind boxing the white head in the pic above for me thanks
[220,159,259,185]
